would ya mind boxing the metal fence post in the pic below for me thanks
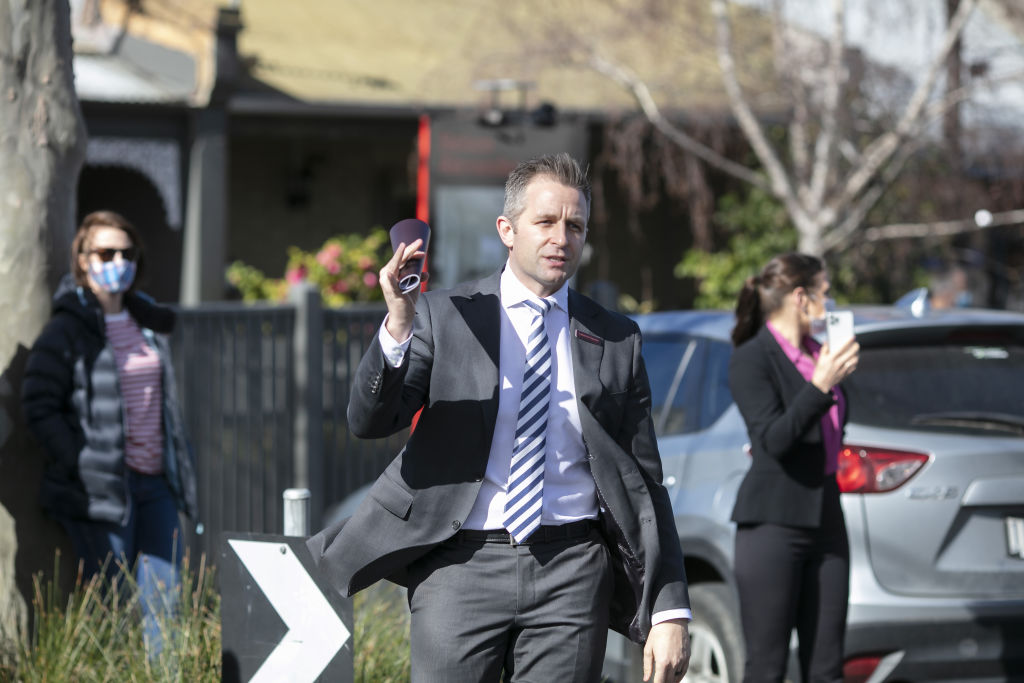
[282,488,311,536]
[291,283,324,531]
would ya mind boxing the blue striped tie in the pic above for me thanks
[504,298,554,544]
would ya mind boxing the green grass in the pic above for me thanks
[1,552,220,682]
[352,582,411,682]
[0,553,414,682]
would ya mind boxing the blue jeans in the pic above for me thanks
[59,470,183,657]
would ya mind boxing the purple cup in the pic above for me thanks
[389,218,431,293]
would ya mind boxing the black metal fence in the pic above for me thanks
[170,287,407,560]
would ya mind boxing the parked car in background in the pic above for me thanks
[605,306,1024,682]
[325,306,1024,682]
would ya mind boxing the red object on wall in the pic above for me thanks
[411,114,431,432]
[416,114,431,289]
[416,114,431,226]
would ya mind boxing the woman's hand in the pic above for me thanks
[811,337,860,393]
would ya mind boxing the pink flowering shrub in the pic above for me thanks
[227,228,389,306]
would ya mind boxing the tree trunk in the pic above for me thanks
[795,213,826,257]
[0,0,87,651]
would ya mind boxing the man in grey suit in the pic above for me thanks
[308,153,691,682]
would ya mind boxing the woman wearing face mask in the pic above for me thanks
[22,210,198,656]
[727,253,859,683]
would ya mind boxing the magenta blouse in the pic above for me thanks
[766,321,845,475]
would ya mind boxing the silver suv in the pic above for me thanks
[608,306,1024,682]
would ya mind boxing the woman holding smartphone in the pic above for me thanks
[728,252,859,682]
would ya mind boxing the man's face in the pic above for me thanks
[497,176,588,298]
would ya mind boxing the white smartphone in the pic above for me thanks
[826,311,855,349]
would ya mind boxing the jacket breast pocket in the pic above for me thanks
[370,471,414,520]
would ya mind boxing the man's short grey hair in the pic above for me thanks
[502,153,591,225]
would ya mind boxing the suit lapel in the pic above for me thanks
[457,282,608,437]
[568,289,606,412]
[451,270,502,437]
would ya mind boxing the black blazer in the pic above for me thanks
[307,269,689,644]
[727,325,845,528]
[21,278,198,524]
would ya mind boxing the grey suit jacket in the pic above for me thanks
[307,269,689,643]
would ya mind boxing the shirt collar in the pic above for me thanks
[500,262,568,312]
[766,320,820,363]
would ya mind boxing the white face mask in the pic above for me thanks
[807,296,835,337]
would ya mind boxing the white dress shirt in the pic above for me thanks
[377,264,691,625]
[463,267,597,529]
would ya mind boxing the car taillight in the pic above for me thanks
[837,444,929,493]
[843,654,884,683]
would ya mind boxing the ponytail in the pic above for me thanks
[730,252,824,347]
[731,275,763,346]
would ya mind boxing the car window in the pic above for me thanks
[698,339,734,430]
[844,341,1024,434]
[642,333,704,436]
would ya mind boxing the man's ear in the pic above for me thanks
[496,215,515,249]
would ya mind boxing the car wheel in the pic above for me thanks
[684,583,744,683]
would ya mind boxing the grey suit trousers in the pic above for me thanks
[406,527,613,683]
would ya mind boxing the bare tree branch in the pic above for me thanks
[822,69,1024,254]
[790,94,811,198]
[862,208,1024,241]
[586,50,772,191]
[838,138,860,165]
[821,64,1024,253]
[710,0,801,214]
[919,67,1024,124]
[567,0,1006,258]
[823,0,978,223]
[771,0,811,188]
[807,0,845,213]
[820,136,924,252]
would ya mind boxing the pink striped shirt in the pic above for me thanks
[105,312,164,474]
[766,321,845,475]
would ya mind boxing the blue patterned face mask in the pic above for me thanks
[89,259,136,293]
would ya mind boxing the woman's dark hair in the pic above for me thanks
[731,252,824,346]
[71,210,146,292]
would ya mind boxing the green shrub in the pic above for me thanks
[353,582,411,682]
[226,229,390,307]
[676,187,798,310]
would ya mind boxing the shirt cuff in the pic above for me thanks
[378,315,412,368]
[651,609,693,625]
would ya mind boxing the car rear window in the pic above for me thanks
[643,335,702,435]
[844,342,1024,434]
[642,333,735,435]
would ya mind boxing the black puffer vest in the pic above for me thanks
[22,276,198,524]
